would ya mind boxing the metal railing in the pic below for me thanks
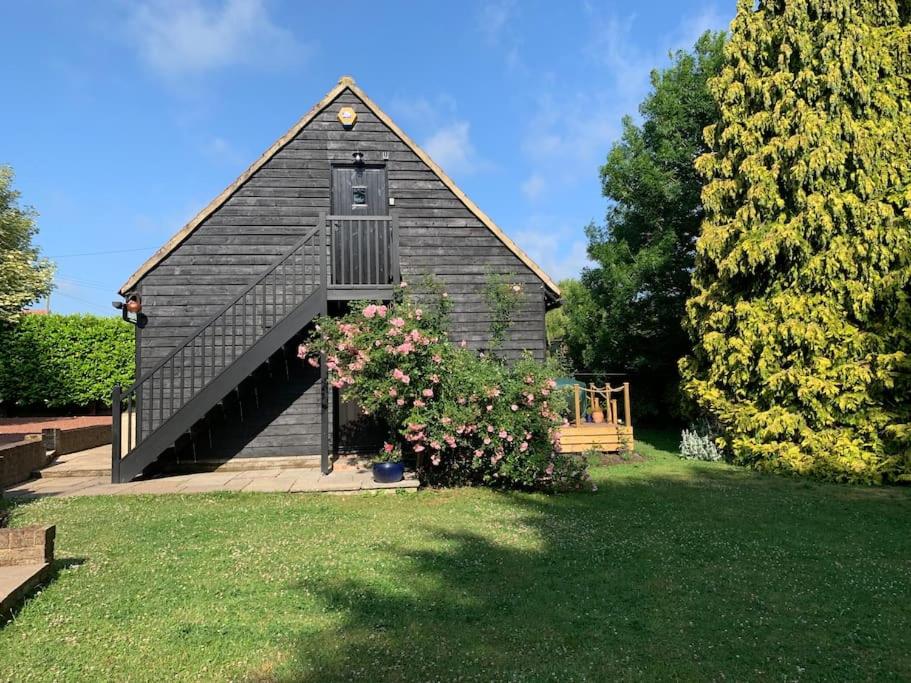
[112,224,324,480]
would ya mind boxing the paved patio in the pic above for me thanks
[2,446,418,500]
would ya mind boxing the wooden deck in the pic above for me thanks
[558,423,633,453]
[557,381,634,453]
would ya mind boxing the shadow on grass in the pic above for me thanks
[1,558,86,627]
[272,465,911,682]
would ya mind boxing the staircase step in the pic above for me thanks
[163,455,321,474]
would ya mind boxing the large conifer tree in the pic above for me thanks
[681,0,911,482]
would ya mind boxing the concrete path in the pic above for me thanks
[3,449,418,500]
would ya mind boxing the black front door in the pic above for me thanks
[330,165,391,286]
[331,165,387,215]
[330,165,389,454]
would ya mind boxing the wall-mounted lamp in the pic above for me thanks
[352,151,365,165]
[112,293,144,326]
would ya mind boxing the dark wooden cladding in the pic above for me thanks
[131,85,549,464]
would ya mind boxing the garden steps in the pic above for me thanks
[162,454,321,473]
[0,563,51,618]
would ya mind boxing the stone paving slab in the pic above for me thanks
[1,562,52,617]
[3,468,418,499]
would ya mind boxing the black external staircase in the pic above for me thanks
[112,214,399,483]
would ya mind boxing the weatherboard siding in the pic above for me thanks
[134,87,546,458]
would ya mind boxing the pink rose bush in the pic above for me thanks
[300,290,590,491]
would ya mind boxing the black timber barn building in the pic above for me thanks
[112,76,561,482]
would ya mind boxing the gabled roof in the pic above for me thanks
[119,76,561,297]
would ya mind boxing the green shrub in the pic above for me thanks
[0,314,134,410]
[680,1,911,483]
[301,291,590,491]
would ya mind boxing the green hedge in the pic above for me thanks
[0,314,134,409]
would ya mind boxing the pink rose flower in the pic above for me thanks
[430,440,441,450]
[431,454,441,465]
[414,399,425,408]
[395,341,415,355]
[396,398,405,406]
[391,317,405,328]
[483,438,491,445]
[422,388,434,398]
[441,416,452,425]
[383,442,394,453]
[473,449,483,458]
[389,388,397,397]
[414,444,425,453]
[545,463,555,476]
[432,354,443,364]
[362,304,377,318]
[376,305,387,317]
[297,344,309,359]
[307,357,319,367]
[511,404,519,411]
[520,441,528,452]
[498,430,507,438]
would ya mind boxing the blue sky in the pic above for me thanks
[1,0,732,315]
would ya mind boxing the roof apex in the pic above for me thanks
[119,78,560,298]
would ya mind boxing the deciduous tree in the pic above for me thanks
[0,165,53,321]
[562,32,725,419]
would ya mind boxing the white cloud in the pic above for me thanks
[513,225,592,282]
[423,121,488,177]
[519,3,731,192]
[203,136,244,167]
[423,122,474,175]
[478,0,517,45]
[127,0,307,77]
[521,174,546,201]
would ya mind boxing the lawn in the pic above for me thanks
[1,430,910,681]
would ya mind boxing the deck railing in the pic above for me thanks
[571,382,632,428]
[328,214,399,287]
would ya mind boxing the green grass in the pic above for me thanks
[2,430,910,681]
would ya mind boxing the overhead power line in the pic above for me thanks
[49,247,156,258]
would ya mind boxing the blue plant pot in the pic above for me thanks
[373,461,405,483]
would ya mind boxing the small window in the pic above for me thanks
[352,185,367,207]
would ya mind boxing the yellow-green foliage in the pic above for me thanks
[680,1,911,483]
